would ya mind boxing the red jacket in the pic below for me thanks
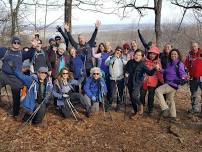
[184,48,202,78]
[143,58,164,89]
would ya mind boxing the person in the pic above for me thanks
[0,36,36,119]
[53,67,91,118]
[84,67,107,113]
[155,49,188,122]
[64,20,101,76]
[105,46,127,111]
[31,39,52,75]
[105,41,113,55]
[129,40,138,58]
[122,43,131,61]
[160,43,172,70]
[69,47,84,92]
[55,35,62,47]
[140,46,164,115]
[184,41,202,113]
[51,43,70,80]
[125,49,160,119]
[34,32,40,41]
[10,65,52,127]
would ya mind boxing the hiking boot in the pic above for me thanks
[169,117,179,123]
[115,104,121,112]
[85,109,91,118]
[160,109,170,118]
[33,121,48,129]
[105,104,112,112]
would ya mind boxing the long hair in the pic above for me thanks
[56,67,73,87]
[97,43,105,54]
[168,48,182,62]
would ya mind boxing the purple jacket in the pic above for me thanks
[164,60,186,89]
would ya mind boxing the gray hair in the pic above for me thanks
[90,67,102,77]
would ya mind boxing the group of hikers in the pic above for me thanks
[0,20,201,127]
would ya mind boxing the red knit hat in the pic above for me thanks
[123,43,130,49]
[148,46,160,54]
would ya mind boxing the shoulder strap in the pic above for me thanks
[1,49,9,61]
[175,61,181,78]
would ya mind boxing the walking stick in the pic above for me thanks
[65,98,78,121]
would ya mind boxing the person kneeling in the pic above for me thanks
[11,65,52,127]
[84,67,107,113]
[53,67,91,118]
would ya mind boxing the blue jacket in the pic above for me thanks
[84,77,107,102]
[69,55,84,79]
[53,78,83,106]
[14,71,53,112]
[0,47,35,75]
[99,52,110,73]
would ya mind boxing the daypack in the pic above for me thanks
[31,50,46,65]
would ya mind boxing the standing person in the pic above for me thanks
[0,36,35,119]
[53,67,91,118]
[122,43,131,61]
[105,41,113,55]
[69,47,84,92]
[155,49,187,122]
[64,20,101,76]
[31,39,52,75]
[184,41,202,113]
[55,35,62,47]
[140,46,164,115]
[105,46,127,111]
[51,43,70,80]
[11,66,52,127]
[129,40,138,58]
[84,67,107,113]
[160,43,172,70]
[125,49,160,119]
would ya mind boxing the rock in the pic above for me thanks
[169,125,181,137]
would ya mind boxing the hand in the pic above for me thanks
[154,64,161,71]
[91,96,96,102]
[125,73,129,78]
[56,26,62,32]
[48,71,52,76]
[31,39,38,48]
[95,20,101,29]
[63,93,69,98]
[64,23,70,32]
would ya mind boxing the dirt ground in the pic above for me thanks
[0,86,202,152]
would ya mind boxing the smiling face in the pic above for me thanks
[191,42,199,53]
[148,52,157,60]
[78,34,86,45]
[58,48,65,55]
[171,51,179,61]
[99,44,105,52]
[61,69,69,80]
[92,69,101,80]
[164,44,172,54]
[12,41,21,50]
[134,51,143,62]
[70,48,76,57]
[37,72,47,82]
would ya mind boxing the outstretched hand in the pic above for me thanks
[95,20,101,29]
[154,64,161,71]
[56,26,62,32]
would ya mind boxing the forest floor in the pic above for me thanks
[0,86,202,152]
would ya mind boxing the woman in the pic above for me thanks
[84,67,107,113]
[140,46,164,115]
[53,67,91,118]
[155,49,188,122]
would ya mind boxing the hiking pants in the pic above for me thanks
[155,84,177,117]
[189,78,202,112]
[0,72,23,116]
[109,79,124,106]
[140,87,156,113]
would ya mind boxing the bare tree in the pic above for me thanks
[171,0,202,9]
[113,0,163,47]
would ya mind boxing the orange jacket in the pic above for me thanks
[143,58,164,89]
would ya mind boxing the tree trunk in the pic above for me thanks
[11,10,17,37]
[64,0,72,32]
[154,0,162,47]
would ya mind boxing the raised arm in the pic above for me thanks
[138,29,149,50]
[64,23,78,48]
[88,20,101,46]
[56,26,69,48]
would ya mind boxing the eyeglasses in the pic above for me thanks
[93,73,100,75]
[13,42,21,45]
[40,72,47,74]
[62,72,69,75]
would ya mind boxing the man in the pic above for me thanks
[12,66,52,127]
[0,36,35,119]
[184,41,202,113]
[64,20,101,76]
[55,35,62,47]
[31,39,52,75]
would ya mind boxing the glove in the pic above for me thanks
[91,96,96,102]
[62,93,69,98]
[7,61,16,71]
[56,26,62,32]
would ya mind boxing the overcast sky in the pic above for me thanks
[18,0,195,27]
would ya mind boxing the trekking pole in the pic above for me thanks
[65,98,78,121]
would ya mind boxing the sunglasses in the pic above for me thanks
[93,73,100,75]
[13,42,21,45]
[62,72,69,75]
[40,72,47,74]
